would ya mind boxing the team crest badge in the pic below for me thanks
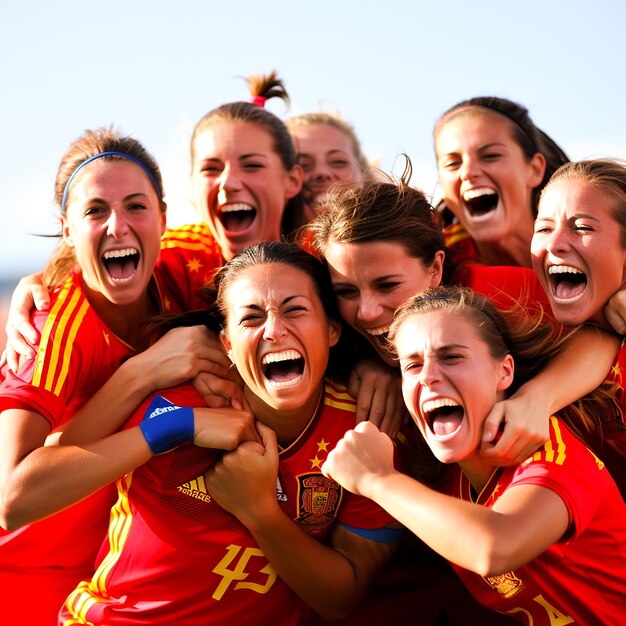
[296,473,342,530]
[484,571,525,598]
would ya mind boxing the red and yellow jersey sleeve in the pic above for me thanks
[0,274,133,428]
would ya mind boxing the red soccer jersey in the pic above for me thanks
[158,223,224,309]
[60,380,396,625]
[457,264,551,317]
[0,269,185,625]
[448,417,626,625]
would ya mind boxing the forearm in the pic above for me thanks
[514,325,619,414]
[363,471,526,577]
[56,358,159,444]
[2,427,152,530]
[245,508,376,621]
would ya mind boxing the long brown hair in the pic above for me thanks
[390,285,621,447]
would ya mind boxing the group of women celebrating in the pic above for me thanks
[1,70,625,626]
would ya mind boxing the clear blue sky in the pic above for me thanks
[1,0,624,283]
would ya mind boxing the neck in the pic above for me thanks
[244,383,325,448]
[458,454,498,494]
[474,212,535,268]
[475,234,532,268]
[83,282,157,348]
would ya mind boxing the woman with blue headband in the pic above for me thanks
[0,127,235,625]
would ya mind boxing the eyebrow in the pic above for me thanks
[536,213,602,222]
[399,343,468,360]
[239,294,306,310]
[239,152,269,160]
[87,192,150,204]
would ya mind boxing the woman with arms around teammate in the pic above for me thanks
[0,128,229,624]
[4,71,305,358]
[531,158,626,491]
[324,285,626,625]
[306,164,618,461]
[4,241,399,624]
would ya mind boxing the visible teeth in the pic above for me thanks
[422,398,460,414]
[103,248,138,259]
[462,188,496,202]
[262,350,302,365]
[548,265,583,275]
[220,203,254,213]
[364,325,390,337]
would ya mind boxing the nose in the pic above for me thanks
[459,156,480,181]
[105,208,129,239]
[419,356,441,388]
[217,164,243,204]
[356,293,382,324]
[311,162,332,182]
[263,312,287,342]
[544,224,572,255]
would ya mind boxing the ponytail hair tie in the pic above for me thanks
[248,95,267,107]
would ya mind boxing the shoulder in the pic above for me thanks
[162,223,221,254]
[322,379,357,414]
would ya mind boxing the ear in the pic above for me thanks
[219,329,232,358]
[528,152,546,188]
[284,163,304,200]
[428,250,445,288]
[159,204,167,236]
[327,318,341,348]
[496,354,515,393]
[61,215,74,247]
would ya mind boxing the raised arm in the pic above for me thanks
[323,421,569,577]
[0,402,257,530]
[54,325,240,445]
[480,325,620,464]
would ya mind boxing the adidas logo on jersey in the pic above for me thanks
[178,476,212,503]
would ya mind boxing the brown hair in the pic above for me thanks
[191,71,303,237]
[434,96,569,216]
[542,158,626,246]
[390,285,620,446]
[45,126,165,289]
[306,156,454,283]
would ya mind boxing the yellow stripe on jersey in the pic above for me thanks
[32,279,72,387]
[530,416,567,466]
[444,224,470,247]
[53,298,89,395]
[63,473,135,623]
[33,280,89,395]
[324,381,357,413]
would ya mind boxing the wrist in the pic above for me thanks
[139,397,195,455]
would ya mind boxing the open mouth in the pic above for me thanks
[462,188,499,217]
[103,247,139,283]
[218,203,257,233]
[548,265,587,302]
[363,325,390,348]
[422,398,464,438]
[261,349,305,388]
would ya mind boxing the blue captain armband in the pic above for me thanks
[139,395,195,455]
[340,523,406,544]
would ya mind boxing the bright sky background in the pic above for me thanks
[1,0,624,284]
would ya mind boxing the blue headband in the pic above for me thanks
[61,151,162,212]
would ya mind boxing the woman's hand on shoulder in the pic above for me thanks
[2,272,49,371]
[348,358,407,438]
